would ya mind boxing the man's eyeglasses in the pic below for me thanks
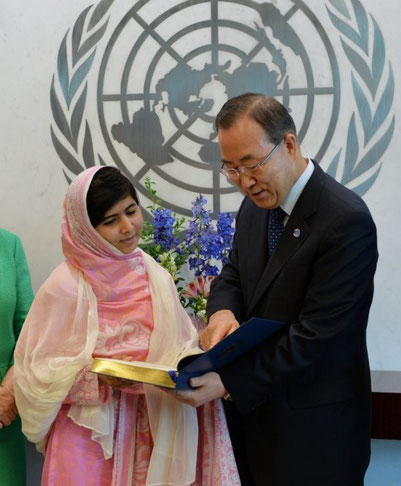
[220,139,283,180]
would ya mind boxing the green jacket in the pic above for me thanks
[0,228,33,380]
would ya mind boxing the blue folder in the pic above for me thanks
[173,317,286,389]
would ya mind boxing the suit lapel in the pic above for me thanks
[246,162,325,316]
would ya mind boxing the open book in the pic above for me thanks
[90,317,286,389]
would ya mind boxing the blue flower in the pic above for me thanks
[185,219,199,245]
[191,195,208,218]
[217,212,235,241]
[140,177,235,317]
[152,208,179,251]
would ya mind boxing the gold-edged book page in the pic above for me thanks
[91,358,177,389]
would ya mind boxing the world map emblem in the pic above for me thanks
[51,0,395,218]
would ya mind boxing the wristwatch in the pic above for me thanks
[222,390,232,401]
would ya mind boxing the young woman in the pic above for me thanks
[14,166,239,486]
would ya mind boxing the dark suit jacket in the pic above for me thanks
[207,162,378,486]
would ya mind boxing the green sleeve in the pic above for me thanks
[12,236,34,345]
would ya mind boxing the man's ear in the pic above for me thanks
[283,133,298,158]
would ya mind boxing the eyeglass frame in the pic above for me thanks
[220,139,283,179]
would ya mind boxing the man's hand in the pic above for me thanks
[200,309,240,350]
[168,372,226,407]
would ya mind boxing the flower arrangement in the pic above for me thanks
[140,177,235,321]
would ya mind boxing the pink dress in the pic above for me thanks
[42,260,155,485]
[41,259,237,485]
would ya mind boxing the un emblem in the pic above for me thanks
[51,0,395,217]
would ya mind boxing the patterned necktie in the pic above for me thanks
[268,207,285,257]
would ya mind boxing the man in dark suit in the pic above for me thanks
[174,93,378,486]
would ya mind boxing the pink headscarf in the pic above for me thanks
[61,166,145,302]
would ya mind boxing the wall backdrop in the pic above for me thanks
[1,0,400,376]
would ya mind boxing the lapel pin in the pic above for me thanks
[293,228,301,238]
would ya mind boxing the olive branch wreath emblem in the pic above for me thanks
[50,0,395,197]
[50,0,114,182]
[326,0,395,196]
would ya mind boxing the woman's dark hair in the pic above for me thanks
[215,92,296,144]
[86,167,139,227]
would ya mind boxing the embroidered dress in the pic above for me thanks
[14,167,240,486]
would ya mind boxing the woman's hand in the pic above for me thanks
[98,375,136,389]
[0,385,17,428]
[97,354,139,389]
[0,367,18,428]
